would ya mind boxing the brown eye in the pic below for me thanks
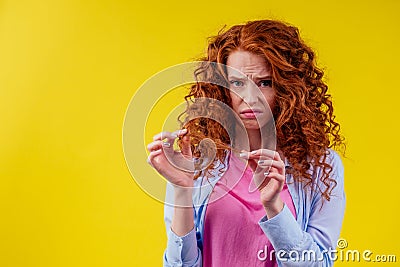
[259,80,272,88]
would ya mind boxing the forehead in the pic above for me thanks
[226,50,271,78]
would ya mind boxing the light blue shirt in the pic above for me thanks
[163,149,346,266]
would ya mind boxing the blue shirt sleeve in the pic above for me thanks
[163,182,202,267]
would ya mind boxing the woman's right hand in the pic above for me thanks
[147,129,195,188]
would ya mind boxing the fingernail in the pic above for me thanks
[180,129,188,134]
[163,142,171,147]
[264,171,269,176]
[258,160,265,164]
[251,151,257,155]
[239,152,246,158]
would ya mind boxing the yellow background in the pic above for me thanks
[1,0,399,266]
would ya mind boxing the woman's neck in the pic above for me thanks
[233,124,280,155]
[246,130,284,161]
[247,129,261,151]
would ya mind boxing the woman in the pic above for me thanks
[147,19,346,266]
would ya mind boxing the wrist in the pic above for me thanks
[263,198,284,219]
[173,186,193,207]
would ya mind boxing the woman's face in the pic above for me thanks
[226,50,276,130]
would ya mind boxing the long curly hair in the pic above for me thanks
[178,19,345,201]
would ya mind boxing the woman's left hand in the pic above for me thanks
[240,149,286,218]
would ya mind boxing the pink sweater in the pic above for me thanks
[202,153,297,266]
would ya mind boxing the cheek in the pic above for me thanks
[229,93,241,111]
[263,92,275,110]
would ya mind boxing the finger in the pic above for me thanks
[257,171,285,190]
[164,129,188,153]
[240,149,280,160]
[257,159,285,175]
[153,129,187,141]
[257,159,285,169]
[152,131,176,141]
[176,128,188,137]
[238,150,255,171]
[147,140,163,152]
[147,149,163,166]
[152,132,174,157]
[153,129,189,154]
[269,166,279,174]
[247,156,274,173]
[253,149,280,160]
[241,154,285,174]
[148,148,163,159]
[263,172,285,188]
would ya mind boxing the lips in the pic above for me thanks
[240,108,262,119]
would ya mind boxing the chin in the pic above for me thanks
[243,122,263,130]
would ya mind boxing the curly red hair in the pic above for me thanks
[178,19,345,201]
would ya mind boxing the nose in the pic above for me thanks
[241,83,259,106]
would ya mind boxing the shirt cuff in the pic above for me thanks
[258,204,304,251]
[165,227,199,265]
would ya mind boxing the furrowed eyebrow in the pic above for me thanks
[228,75,272,80]
[227,75,247,80]
[254,76,272,80]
